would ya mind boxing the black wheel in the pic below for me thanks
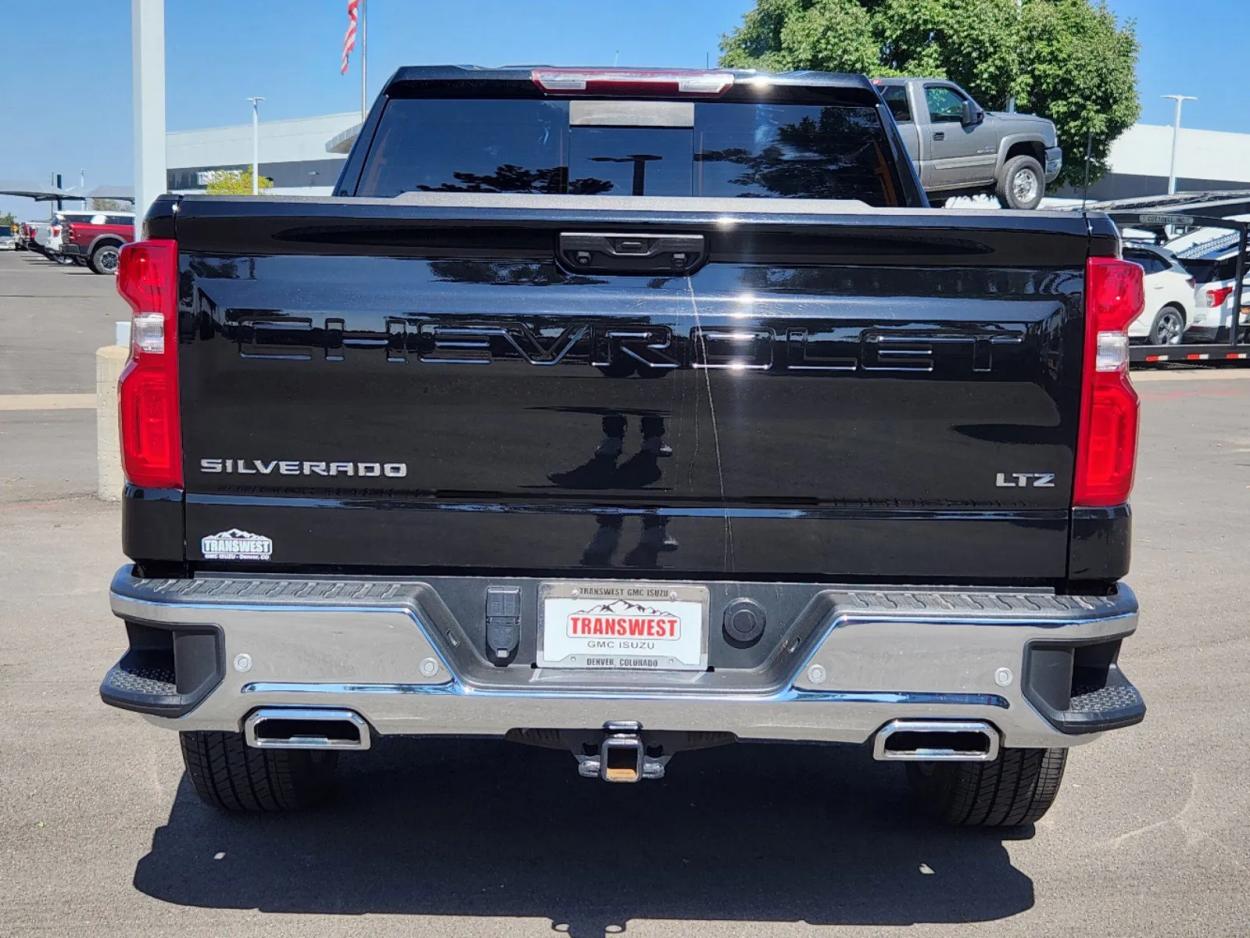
[996,155,1045,210]
[905,747,1067,826]
[179,731,339,812]
[89,243,121,275]
[1149,305,1186,345]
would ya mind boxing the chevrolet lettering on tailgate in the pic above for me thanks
[232,316,1026,374]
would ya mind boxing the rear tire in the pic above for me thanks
[1149,305,1186,345]
[179,730,339,812]
[996,155,1045,210]
[89,243,121,275]
[905,747,1067,826]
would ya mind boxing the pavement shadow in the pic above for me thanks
[133,738,1034,935]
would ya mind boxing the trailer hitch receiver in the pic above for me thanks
[577,721,667,782]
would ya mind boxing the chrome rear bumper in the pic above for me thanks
[103,569,1143,750]
[1044,146,1063,182]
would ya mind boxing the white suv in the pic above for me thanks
[1181,248,1248,343]
[1123,244,1194,345]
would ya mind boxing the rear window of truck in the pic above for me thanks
[356,98,902,205]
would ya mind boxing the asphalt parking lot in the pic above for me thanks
[2,246,1249,937]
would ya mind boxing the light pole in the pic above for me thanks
[1007,0,1022,112]
[1162,94,1197,195]
[360,0,367,122]
[247,96,265,195]
[131,0,166,220]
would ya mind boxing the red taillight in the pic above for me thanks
[1074,257,1143,507]
[51,225,60,237]
[1204,285,1233,308]
[116,239,182,489]
[531,67,734,97]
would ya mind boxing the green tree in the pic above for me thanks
[205,169,274,195]
[720,0,1139,187]
[90,198,131,211]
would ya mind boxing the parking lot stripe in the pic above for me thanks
[1132,368,1250,382]
[0,393,96,411]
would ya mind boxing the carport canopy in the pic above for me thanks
[0,180,88,202]
[86,185,135,203]
[1083,189,1250,220]
[0,182,133,203]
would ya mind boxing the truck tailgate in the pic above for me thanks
[167,195,1108,581]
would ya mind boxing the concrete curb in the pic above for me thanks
[96,345,128,501]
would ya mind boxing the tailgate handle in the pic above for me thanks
[559,232,706,274]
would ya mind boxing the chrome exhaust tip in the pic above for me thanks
[872,719,999,762]
[243,707,371,751]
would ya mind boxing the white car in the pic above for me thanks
[1180,248,1249,342]
[1123,244,1194,345]
[28,221,51,253]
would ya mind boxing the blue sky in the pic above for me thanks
[3,0,1246,220]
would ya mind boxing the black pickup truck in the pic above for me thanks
[102,66,1145,825]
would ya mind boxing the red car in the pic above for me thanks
[16,222,37,250]
[59,212,135,274]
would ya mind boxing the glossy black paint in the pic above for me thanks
[180,496,1072,581]
[131,61,1127,585]
[120,484,183,562]
[125,193,1128,583]
[1068,505,1131,584]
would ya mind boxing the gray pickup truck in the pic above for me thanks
[874,77,1062,209]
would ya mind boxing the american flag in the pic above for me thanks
[340,0,359,75]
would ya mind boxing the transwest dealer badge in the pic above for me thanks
[201,529,273,561]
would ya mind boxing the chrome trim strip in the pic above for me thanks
[243,682,456,696]
[178,494,1070,522]
[241,680,1008,708]
[788,689,1009,708]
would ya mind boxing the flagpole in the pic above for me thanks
[360,0,367,121]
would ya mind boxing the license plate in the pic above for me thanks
[538,581,709,671]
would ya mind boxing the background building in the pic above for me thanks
[1058,123,1250,200]
[167,112,359,195]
